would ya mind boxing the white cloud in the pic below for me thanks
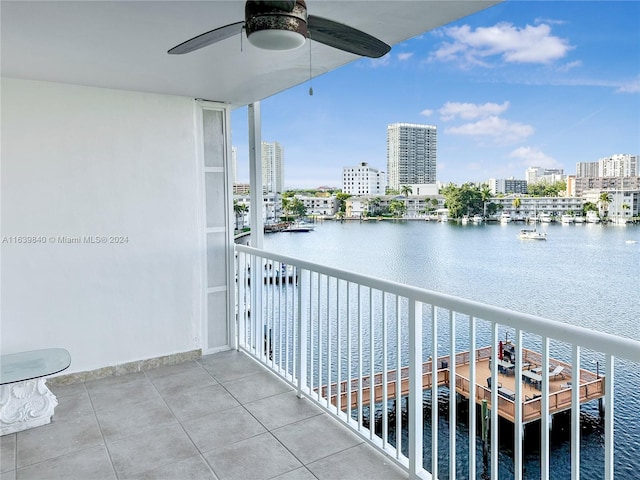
[445,116,534,144]
[556,60,582,73]
[397,52,414,61]
[430,22,573,67]
[420,108,434,117]
[509,146,561,168]
[534,17,567,26]
[439,101,510,121]
[616,77,640,94]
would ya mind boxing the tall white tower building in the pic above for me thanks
[598,153,637,177]
[342,162,387,195]
[261,141,284,194]
[387,123,437,191]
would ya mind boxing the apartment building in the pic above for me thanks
[387,123,437,191]
[342,162,386,195]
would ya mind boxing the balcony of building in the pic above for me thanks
[2,2,639,480]
[1,350,406,480]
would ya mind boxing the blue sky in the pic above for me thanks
[231,1,639,189]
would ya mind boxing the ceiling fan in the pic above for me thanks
[168,0,391,58]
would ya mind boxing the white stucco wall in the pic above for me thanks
[1,78,206,374]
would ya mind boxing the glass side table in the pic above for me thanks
[1,348,71,435]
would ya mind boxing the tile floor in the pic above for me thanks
[0,351,407,480]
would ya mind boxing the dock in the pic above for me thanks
[320,345,604,424]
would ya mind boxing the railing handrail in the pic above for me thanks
[236,244,640,362]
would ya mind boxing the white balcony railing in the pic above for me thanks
[234,244,640,480]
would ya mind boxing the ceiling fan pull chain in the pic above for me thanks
[308,38,313,96]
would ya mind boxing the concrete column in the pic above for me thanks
[248,102,264,249]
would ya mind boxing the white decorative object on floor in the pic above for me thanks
[0,348,71,435]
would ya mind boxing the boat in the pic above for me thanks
[519,228,547,240]
[561,214,574,224]
[586,211,600,223]
[574,216,585,224]
[500,213,512,223]
[285,221,316,232]
[538,213,552,223]
[461,215,469,224]
[472,214,484,223]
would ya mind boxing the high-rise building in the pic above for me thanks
[261,141,284,194]
[576,161,599,178]
[387,123,437,191]
[598,154,637,177]
[488,177,528,195]
[342,162,387,195]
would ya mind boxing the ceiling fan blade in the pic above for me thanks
[307,15,390,58]
[168,21,245,55]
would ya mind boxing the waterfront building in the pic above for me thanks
[574,176,640,197]
[488,177,528,195]
[387,123,437,191]
[296,195,339,217]
[493,195,585,219]
[582,189,639,221]
[345,194,445,219]
[262,141,284,194]
[342,162,387,195]
[233,193,283,225]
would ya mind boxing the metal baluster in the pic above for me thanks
[409,298,423,479]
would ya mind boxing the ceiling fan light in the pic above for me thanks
[248,29,306,51]
[245,1,308,51]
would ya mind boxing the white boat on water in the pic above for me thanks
[519,228,547,240]
[574,216,585,224]
[539,213,552,223]
[586,211,600,223]
[561,214,574,224]
[461,215,469,224]
[500,213,512,223]
[285,221,316,232]
[472,214,484,223]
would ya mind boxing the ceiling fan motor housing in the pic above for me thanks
[245,0,309,50]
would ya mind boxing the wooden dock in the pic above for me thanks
[320,345,605,424]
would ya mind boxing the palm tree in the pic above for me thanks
[512,196,521,216]
[368,197,382,217]
[400,185,413,197]
[480,186,492,217]
[233,201,248,231]
[622,203,630,218]
[389,199,407,218]
[281,197,291,221]
[598,192,612,219]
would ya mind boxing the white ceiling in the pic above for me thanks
[1,1,499,107]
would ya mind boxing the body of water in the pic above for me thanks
[263,220,640,479]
